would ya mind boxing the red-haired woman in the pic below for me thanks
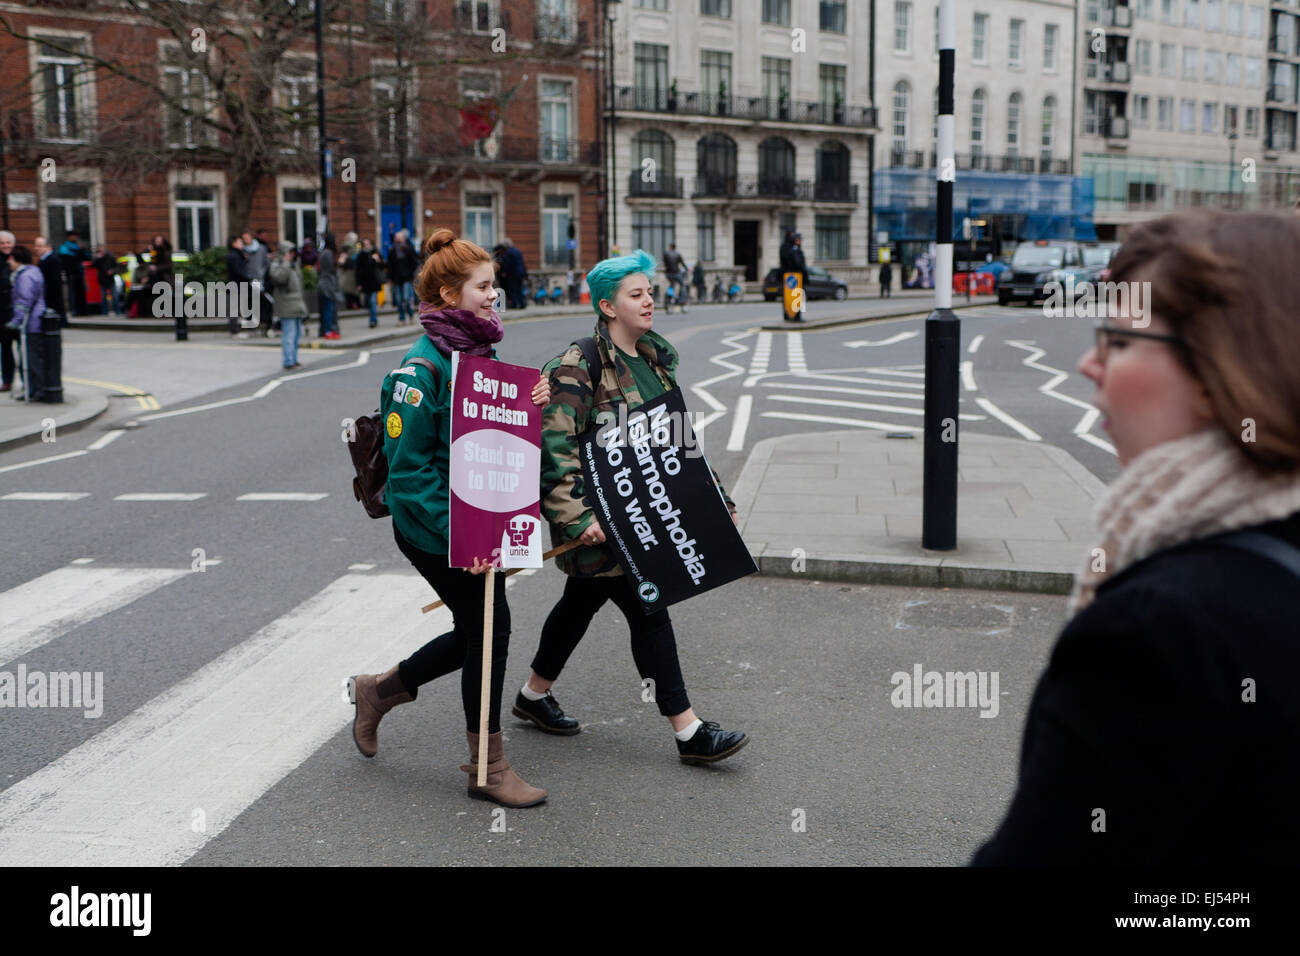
[348,228,550,808]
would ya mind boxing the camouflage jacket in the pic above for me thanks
[541,319,736,577]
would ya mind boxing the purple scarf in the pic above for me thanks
[418,302,504,357]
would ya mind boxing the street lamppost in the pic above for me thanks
[314,0,329,239]
[1227,127,1238,210]
[605,0,620,256]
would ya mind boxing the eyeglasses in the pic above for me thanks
[1092,321,1189,364]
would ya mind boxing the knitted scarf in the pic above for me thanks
[418,302,503,357]
[1069,427,1300,614]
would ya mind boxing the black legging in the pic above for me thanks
[531,575,691,718]
[393,526,511,733]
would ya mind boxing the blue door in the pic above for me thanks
[380,190,414,255]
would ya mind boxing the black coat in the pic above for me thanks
[38,253,66,320]
[779,239,806,278]
[226,248,250,283]
[355,251,384,293]
[972,511,1300,866]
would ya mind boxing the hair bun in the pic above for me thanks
[425,228,457,256]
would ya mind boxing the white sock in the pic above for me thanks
[673,718,703,742]
[520,683,546,701]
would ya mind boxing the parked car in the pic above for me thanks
[996,240,1090,306]
[1082,242,1121,282]
[763,265,849,301]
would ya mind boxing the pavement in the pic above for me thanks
[0,386,109,453]
[729,429,1106,595]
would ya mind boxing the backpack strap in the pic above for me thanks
[406,355,440,388]
[1216,530,1300,580]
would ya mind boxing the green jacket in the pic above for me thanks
[541,319,735,577]
[381,336,455,554]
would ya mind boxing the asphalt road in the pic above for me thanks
[0,300,1096,866]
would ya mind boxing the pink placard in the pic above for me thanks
[448,353,544,569]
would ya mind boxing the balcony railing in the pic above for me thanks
[627,172,684,198]
[534,15,587,45]
[453,136,599,165]
[1266,83,1296,103]
[31,109,97,144]
[887,149,1071,175]
[813,181,858,202]
[613,86,877,128]
[690,176,856,200]
[454,1,508,32]
[1102,115,1130,138]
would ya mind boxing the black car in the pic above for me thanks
[996,240,1089,306]
[763,265,849,301]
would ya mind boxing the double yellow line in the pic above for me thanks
[64,376,161,410]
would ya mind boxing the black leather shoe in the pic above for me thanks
[512,690,581,735]
[676,720,749,765]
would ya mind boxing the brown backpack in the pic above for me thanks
[348,355,438,519]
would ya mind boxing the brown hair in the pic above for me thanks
[416,228,491,307]
[1107,210,1300,474]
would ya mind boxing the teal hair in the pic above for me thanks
[587,249,656,317]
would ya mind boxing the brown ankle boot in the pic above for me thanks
[460,731,547,808]
[349,665,414,758]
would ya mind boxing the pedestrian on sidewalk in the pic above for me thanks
[145,235,180,340]
[242,229,272,336]
[57,231,89,317]
[355,238,385,328]
[515,249,750,766]
[316,233,342,339]
[92,245,123,315]
[347,227,551,808]
[0,230,16,393]
[500,238,527,310]
[340,232,360,309]
[7,245,50,402]
[878,259,892,298]
[973,209,1300,867]
[385,229,418,325]
[225,235,252,336]
[268,241,305,369]
[692,259,706,303]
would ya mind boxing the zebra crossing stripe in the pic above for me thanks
[0,572,461,866]
[0,566,188,666]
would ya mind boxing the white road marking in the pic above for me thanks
[236,493,329,501]
[690,331,750,433]
[348,563,376,571]
[780,372,925,390]
[861,367,925,379]
[974,397,1042,441]
[87,430,125,451]
[0,451,89,475]
[0,565,188,665]
[762,411,922,433]
[842,331,921,348]
[70,558,95,565]
[0,573,520,865]
[767,394,984,421]
[760,382,925,401]
[786,333,807,375]
[1077,432,1118,454]
[960,360,977,392]
[746,332,772,377]
[113,493,208,502]
[726,394,754,451]
[1005,340,1114,455]
[1,492,91,501]
[968,334,984,354]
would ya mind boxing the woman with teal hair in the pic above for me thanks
[512,250,751,765]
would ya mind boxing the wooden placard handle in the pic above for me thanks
[421,538,584,613]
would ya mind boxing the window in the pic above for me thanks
[371,0,418,19]
[762,57,792,117]
[278,60,314,152]
[1202,102,1216,133]
[542,195,571,267]
[1226,54,1242,85]
[758,137,796,195]
[1161,0,1177,24]
[970,88,986,157]
[701,50,732,103]
[1084,91,1099,135]
[701,0,731,16]
[1160,43,1176,76]
[281,187,319,246]
[1205,50,1222,82]
[1009,20,1024,67]
[1158,96,1174,129]
[459,73,496,159]
[376,75,416,157]
[1224,104,1239,134]
[175,185,217,253]
[45,183,94,248]
[1248,5,1263,37]
[633,43,670,111]
[819,64,846,123]
[973,14,988,62]
[762,0,791,26]
[1135,40,1153,74]
[1041,96,1055,158]
[540,79,572,161]
[696,211,715,262]
[1133,94,1151,127]
[816,141,851,200]
[1276,15,1298,57]
[894,2,911,52]
[163,46,212,149]
[1180,98,1196,131]
[1044,24,1058,70]
[631,210,674,259]
[696,133,737,195]
[892,80,911,156]
[815,215,849,260]
[821,1,847,33]
[632,129,676,193]
[1183,47,1199,80]
[1228,2,1243,32]
[635,0,668,8]
[1185,0,1200,26]
[1245,56,1262,88]
[36,37,88,142]
[1134,0,1154,16]
[1206,0,1221,29]
[1245,106,1258,136]
[1007,92,1022,155]
[464,192,495,249]
[458,0,496,32]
